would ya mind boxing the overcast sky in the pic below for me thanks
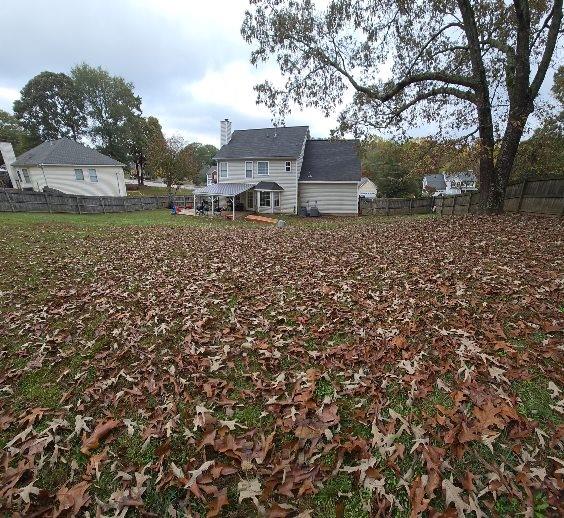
[0,0,349,147]
[0,0,559,147]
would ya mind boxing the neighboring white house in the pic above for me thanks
[0,138,126,197]
[194,119,361,215]
[422,172,477,196]
[358,177,378,199]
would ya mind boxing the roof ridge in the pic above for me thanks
[233,125,309,132]
[306,138,359,142]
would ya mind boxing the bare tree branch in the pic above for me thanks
[530,0,563,96]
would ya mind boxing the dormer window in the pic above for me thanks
[285,161,291,172]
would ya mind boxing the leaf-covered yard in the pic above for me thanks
[0,213,562,517]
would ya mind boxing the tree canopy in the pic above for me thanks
[362,138,421,198]
[0,110,38,164]
[242,0,563,211]
[71,64,143,165]
[184,142,219,185]
[13,71,86,142]
[147,135,200,196]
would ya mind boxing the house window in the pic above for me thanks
[88,168,98,182]
[245,161,253,179]
[273,192,280,208]
[22,169,31,183]
[257,161,269,176]
[285,161,291,172]
[219,162,228,179]
[247,190,254,209]
[75,168,84,181]
[259,191,271,207]
[17,171,22,183]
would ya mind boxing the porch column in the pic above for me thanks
[271,191,274,214]
[232,195,235,220]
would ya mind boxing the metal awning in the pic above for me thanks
[254,181,284,191]
[194,183,255,196]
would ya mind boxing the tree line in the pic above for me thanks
[0,64,217,192]
[363,67,563,198]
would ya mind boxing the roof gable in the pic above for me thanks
[12,138,124,167]
[214,126,309,159]
[299,140,361,182]
[423,174,447,190]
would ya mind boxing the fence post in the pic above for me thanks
[386,198,390,216]
[101,197,106,214]
[6,190,15,212]
[44,192,52,213]
[76,196,81,214]
[123,197,127,212]
[516,178,528,213]
[409,198,413,215]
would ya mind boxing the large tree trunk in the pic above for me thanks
[475,90,502,213]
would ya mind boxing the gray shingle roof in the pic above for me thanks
[254,181,284,191]
[445,171,477,183]
[214,126,309,159]
[423,174,447,190]
[299,140,361,182]
[12,138,124,167]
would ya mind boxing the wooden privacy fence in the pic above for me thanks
[0,189,193,214]
[360,197,434,216]
[436,176,564,216]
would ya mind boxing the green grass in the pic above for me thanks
[126,185,194,196]
[0,210,244,227]
[313,473,370,518]
[17,367,62,409]
[0,209,434,229]
[514,378,560,426]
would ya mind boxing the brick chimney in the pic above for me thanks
[220,119,232,147]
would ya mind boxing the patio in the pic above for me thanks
[193,181,284,219]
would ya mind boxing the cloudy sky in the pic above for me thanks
[0,0,349,147]
[0,0,559,147]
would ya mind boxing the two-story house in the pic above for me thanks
[194,119,361,215]
[422,171,478,196]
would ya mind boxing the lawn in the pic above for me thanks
[0,212,562,517]
[126,185,194,197]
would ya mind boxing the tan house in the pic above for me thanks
[194,119,361,215]
[358,177,378,199]
[0,138,126,197]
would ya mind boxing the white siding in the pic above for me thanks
[217,160,298,213]
[17,165,126,197]
[298,182,359,215]
[358,178,378,197]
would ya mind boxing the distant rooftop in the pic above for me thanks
[12,138,124,167]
